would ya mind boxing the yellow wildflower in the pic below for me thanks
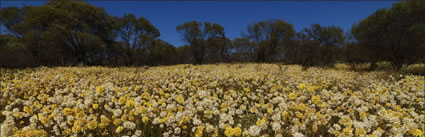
[307,86,315,94]
[225,127,233,137]
[142,116,149,124]
[311,95,320,104]
[115,126,124,133]
[296,112,303,118]
[355,128,367,137]
[87,120,97,130]
[267,108,274,115]
[113,119,121,126]
[126,100,135,108]
[298,83,306,90]
[232,127,242,136]
[410,128,424,137]
[96,86,104,94]
[281,111,289,120]
[176,94,185,104]
[92,104,99,109]
[12,129,48,137]
[288,92,297,100]
[195,126,204,137]
[342,127,353,136]
[63,108,74,115]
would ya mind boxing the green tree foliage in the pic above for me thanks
[230,38,255,62]
[175,45,192,64]
[352,0,425,69]
[206,37,232,63]
[146,39,177,65]
[176,21,226,64]
[292,24,344,67]
[244,19,295,63]
[36,0,114,65]
[204,23,231,63]
[0,0,116,65]
[0,0,424,69]
[0,6,40,65]
[113,13,160,66]
[0,34,32,67]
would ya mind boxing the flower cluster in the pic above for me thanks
[0,64,424,137]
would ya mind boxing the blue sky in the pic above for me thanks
[1,1,397,46]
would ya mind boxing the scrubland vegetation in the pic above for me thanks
[1,0,425,136]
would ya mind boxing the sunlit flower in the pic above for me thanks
[195,126,204,137]
[311,96,320,105]
[410,128,424,137]
[289,92,297,100]
[92,104,99,109]
[116,126,124,133]
[176,95,185,104]
[298,83,306,90]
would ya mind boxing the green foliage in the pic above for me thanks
[352,0,425,70]
[245,19,295,62]
[0,6,29,39]
[287,24,344,67]
[0,34,31,68]
[176,21,227,64]
[145,39,177,65]
[231,38,255,62]
[114,13,160,66]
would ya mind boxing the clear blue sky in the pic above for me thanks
[1,1,398,46]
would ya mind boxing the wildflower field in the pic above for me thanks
[0,64,424,137]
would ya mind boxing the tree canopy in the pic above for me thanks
[352,0,425,69]
[0,0,423,69]
[176,21,226,64]
[244,19,295,63]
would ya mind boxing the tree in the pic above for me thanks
[0,6,41,66]
[244,19,295,63]
[146,39,177,65]
[204,23,230,63]
[175,45,192,64]
[230,38,255,62]
[114,14,160,66]
[352,0,425,69]
[0,7,27,40]
[0,35,30,67]
[342,32,369,68]
[18,0,115,65]
[295,24,344,67]
[352,9,392,70]
[176,21,225,64]
[206,37,232,63]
